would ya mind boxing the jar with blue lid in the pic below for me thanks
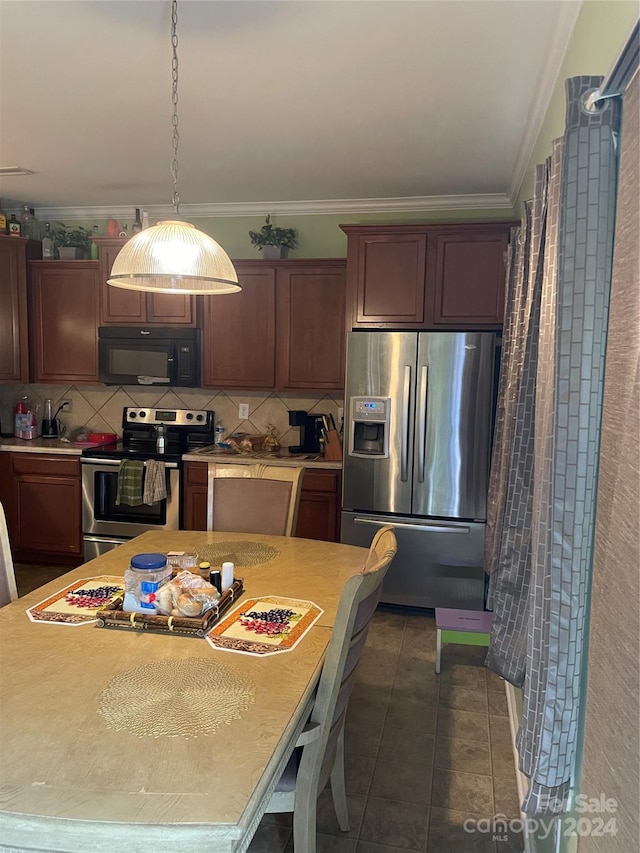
[123,553,171,613]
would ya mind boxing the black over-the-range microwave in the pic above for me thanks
[98,327,201,387]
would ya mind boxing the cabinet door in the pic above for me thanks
[0,236,29,382]
[294,470,341,542]
[430,229,509,327]
[11,456,82,557]
[97,238,194,326]
[203,266,276,389]
[30,261,100,382]
[351,232,429,327]
[147,292,195,325]
[276,263,346,390]
[182,462,207,530]
[98,239,146,324]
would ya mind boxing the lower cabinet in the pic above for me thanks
[181,462,342,542]
[5,453,83,562]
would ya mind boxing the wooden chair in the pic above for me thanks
[206,462,304,536]
[0,502,18,607]
[265,525,398,852]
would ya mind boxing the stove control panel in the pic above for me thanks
[123,408,213,428]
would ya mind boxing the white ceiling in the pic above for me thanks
[0,0,581,217]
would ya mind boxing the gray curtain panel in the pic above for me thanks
[485,76,620,818]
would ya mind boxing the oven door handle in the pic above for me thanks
[80,458,179,469]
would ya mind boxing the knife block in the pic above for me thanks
[324,429,343,461]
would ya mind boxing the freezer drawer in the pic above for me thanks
[341,511,485,610]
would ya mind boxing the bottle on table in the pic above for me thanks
[42,223,55,259]
[132,209,142,233]
[141,210,150,230]
[221,562,234,592]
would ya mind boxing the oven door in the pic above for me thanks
[82,459,180,538]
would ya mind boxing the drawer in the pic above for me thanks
[12,454,80,477]
[302,470,340,493]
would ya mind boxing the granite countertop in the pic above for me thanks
[182,446,343,470]
[0,439,343,468]
[0,437,83,455]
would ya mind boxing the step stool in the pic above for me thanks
[435,608,492,674]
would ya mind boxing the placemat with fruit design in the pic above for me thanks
[26,577,125,625]
[205,595,323,656]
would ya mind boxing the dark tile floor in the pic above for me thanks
[14,565,524,853]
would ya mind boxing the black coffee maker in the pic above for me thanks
[288,410,322,454]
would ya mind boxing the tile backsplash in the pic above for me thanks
[0,383,343,450]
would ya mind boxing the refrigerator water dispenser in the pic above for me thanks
[349,397,390,458]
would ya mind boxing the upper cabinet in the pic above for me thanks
[29,261,100,383]
[96,238,196,326]
[0,235,38,382]
[203,259,346,391]
[341,222,515,330]
[203,265,277,389]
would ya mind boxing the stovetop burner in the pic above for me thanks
[80,407,215,463]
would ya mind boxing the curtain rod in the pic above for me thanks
[584,20,639,111]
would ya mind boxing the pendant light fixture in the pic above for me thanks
[108,0,240,295]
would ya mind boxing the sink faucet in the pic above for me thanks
[156,424,166,454]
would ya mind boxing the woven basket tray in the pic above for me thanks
[96,578,244,637]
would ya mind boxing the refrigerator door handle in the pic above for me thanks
[417,364,428,482]
[353,517,470,534]
[401,365,411,482]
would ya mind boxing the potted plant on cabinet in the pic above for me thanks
[53,223,92,259]
[249,215,298,259]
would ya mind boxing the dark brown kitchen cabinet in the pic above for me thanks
[181,461,342,542]
[8,453,82,562]
[429,228,511,326]
[344,229,428,327]
[0,236,40,382]
[341,222,515,330]
[202,259,346,391]
[96,237,196,326]
[181,461,210,531]
[276,263,346,390]
[203,265,277,389]
[29,261,100,383]
[293,469,342,542]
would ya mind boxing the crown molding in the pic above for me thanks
[17,193,514,222]
[508,0,583,205]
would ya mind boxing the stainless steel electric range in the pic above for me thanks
[81,407,214,560]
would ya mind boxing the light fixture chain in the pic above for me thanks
[170,0,180,214]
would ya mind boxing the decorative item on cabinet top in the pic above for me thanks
[53,223,92,260]
[249,215,298,260]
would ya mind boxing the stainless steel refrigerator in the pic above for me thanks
[341,331,496,610]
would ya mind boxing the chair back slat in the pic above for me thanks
[298,526,397,783]
[206,462,304,536]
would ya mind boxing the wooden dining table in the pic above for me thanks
[0,530,368,853]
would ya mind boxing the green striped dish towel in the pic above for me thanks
[115,460,145,506]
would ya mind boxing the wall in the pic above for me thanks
[0,382,343,451]
[66,207,516,259]
[515,0,638,212]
